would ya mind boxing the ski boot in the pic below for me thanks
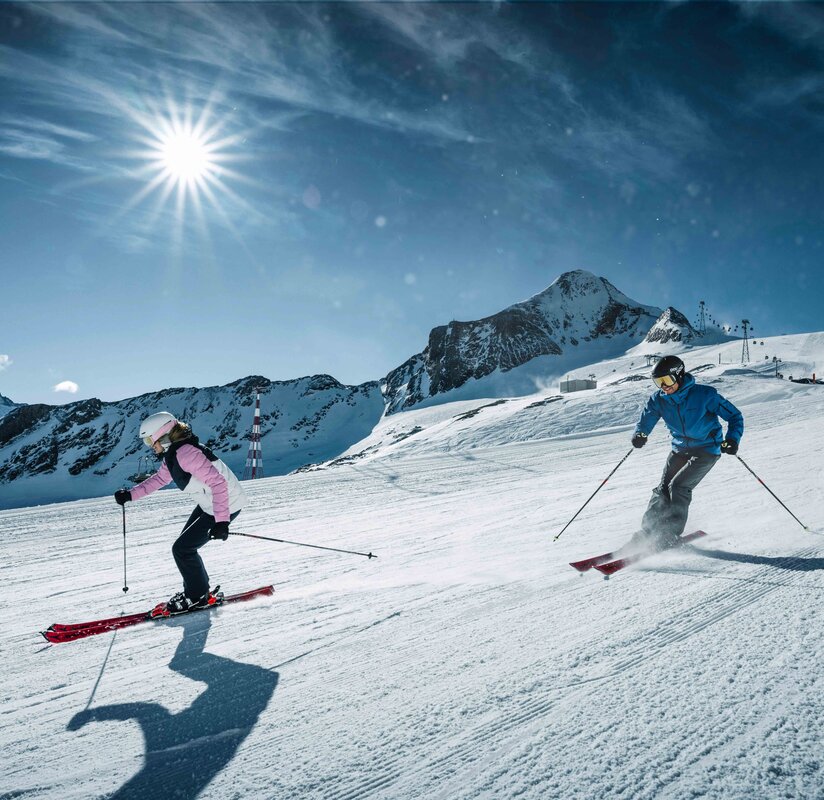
[150,586,224,618]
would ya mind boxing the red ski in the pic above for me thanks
[41,586,274,644]
[593,530,707,577]
[570,548,627,573]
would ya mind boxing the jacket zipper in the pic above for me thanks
[673,401,693,445]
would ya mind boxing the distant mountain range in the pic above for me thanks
[0,270,721,509]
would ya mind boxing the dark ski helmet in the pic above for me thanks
[651,355,685,389]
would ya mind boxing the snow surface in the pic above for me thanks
[2,334,823,800]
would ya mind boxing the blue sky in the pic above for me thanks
[1,2,822,405]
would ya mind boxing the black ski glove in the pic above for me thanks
[210,521,230,541]
[631,432,648,449]
[114,489,132,506]
[721,439,739,456]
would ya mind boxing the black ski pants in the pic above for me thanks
[641,450,719,541]
[173,507,240,600]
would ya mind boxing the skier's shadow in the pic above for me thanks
[693,547,824,572]
[67,612,278,800]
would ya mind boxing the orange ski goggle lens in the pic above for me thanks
[653,374,678,389]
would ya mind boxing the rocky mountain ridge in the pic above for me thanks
[644,307,702,344]
[0,270,712,509]
[0,375,383,509]
[382,270,690,412]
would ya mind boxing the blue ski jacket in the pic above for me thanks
[635,374,744,455]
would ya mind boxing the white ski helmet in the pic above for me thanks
[139,411,178,449]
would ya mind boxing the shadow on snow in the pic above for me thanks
[693,547,824,572]
[68,611,278,800]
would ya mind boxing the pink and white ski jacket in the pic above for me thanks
[130,444,246,522]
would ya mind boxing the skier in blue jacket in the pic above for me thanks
[631,355,744,548]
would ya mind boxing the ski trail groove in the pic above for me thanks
[319,545,823,800]
[605,545,821,674]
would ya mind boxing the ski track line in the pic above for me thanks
[602,544,822,675]
[304,609,616,800]
[669,669,822,800]
[301,666,590,798]
[281,575,614,696]
[424,545,824,800]
[257,569,612,693]
[421,575,824,799]
[317,545,824,800]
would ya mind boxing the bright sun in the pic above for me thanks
[159,130,212,183]
[124,97,251,234]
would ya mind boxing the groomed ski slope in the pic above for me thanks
[1,333,823,800]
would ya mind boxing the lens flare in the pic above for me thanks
[119,93,255,240]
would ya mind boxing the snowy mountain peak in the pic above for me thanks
[526,270,661,337]
[644,307,701,345]
[640,307,734,348]
[545,269,617,299]
[383,270,663,413]
[547,268,602,294]
[536,270,647,309]
[0,392,19,420]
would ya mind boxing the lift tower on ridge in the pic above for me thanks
[243,388,264,480]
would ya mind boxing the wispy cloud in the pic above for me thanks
[356,5,714,188]
[577,88,717,181]
[22,4,478,144]
[0,3,725,253]
[739,2,824,56]
[1,4,483,257]
[53,381,79,394]
[356,3,533,71]
[0,355,11,371]
[747,74,824,118]
[736,3,824,126]
[0,115,98,143]
[0,125,94,170]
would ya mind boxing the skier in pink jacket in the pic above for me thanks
[114,412,247,615]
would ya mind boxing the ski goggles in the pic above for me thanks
[653,374,678,389]
[142,420,176,448]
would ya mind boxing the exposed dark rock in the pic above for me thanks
[382,270,662,413]
[0,404,52,447]
[644,307,701,344]
[453,400,510,421]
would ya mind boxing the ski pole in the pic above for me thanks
[121,505,129,593]
[230,531,377,559]
[553,448,634,542]
[735,455,810,531]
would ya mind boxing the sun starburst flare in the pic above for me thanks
[159,129,213,184]
[120,94,258,241]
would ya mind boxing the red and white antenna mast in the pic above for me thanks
[242,389,264,480]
